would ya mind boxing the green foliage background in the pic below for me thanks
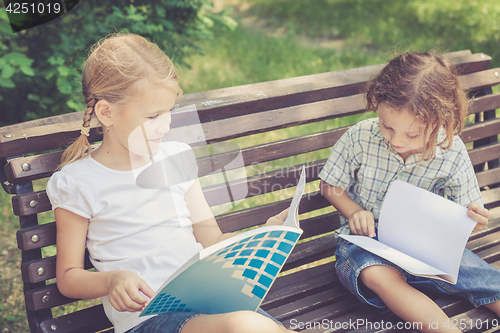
[0,0,236,127]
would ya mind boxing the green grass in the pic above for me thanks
[3,0,500,331]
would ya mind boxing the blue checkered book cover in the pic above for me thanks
[140,166,306,317]
[140,227,302,316]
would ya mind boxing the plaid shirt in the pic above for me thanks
[319,118,482,235]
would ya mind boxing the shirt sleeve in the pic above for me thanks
[441,143,483,207]
[318,126,360,191]
[46,171,94,219]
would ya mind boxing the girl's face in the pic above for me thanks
[112,84,177,165]
[378,103,431,160]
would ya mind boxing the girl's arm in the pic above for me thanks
[187,178,288,248]
[320,180,376,237]
[185,178,230,248]
[55,208,154,312]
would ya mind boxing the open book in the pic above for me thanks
[140,166,306,317]
[340,180,477,284]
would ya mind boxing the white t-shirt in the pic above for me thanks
[46,141,204,333]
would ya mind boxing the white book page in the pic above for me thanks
[340,235,449,278]
[378,180,476,281]
[283,165,306,229]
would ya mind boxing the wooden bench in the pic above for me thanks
[2,49,500,333]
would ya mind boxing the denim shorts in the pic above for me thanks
[335,236,500,308]
[126,308,280,333]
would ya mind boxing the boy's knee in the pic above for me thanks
[359,265,402,292]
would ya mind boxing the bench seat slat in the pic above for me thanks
[268,287,348,322]
[474,243,500,263]
[284,233,337,271]
[264,262,337,308]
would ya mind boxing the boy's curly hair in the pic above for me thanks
[365,52,468,160]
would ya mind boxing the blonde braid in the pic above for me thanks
[57,98,97,170]
[81,98,97,136]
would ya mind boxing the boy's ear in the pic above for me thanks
[94,100,114,127]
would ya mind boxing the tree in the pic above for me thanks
[0,0,236,126]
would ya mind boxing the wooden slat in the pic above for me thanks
[466,231,500,254]
[12,191,51,216]
[474,243,500,263]
[476,168,500,188]
[204,162,323,206]
[481,187,500,208]
[284,233,337,271]
[17,222,56,251]
[215,191,333,233]
[25,284,77,312]
[264,261,337,309]
[21,256,56,284]
[37,304,112,333]
[21,252,94,284]
[460,118,500,144]
[461,68,500,92]
[467,142,500,166]
[469,92,500,115]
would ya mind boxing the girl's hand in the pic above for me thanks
[108,271,155,312]
[467,202,489,232]
[349,210,376,237]
[265,208,290,226]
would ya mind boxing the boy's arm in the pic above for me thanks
[55,208,154,312]
[467,202,489,232]
[320,180,376,237]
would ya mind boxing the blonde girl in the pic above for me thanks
[319,52,500,332]
[47,33,292,333]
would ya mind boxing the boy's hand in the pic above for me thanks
[265,208,290,226]
[108,271,155,312]
[467,202,489,232]
[349,210,376,237]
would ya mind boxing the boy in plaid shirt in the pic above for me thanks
[320,52,500,332]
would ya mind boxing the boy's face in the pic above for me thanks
[378,103,430,160]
